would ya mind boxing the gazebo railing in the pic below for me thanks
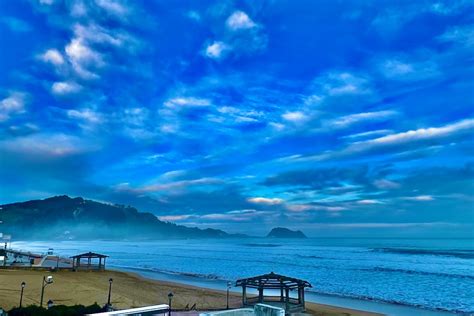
[245,296,301,305]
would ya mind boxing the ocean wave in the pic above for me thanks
[99,264,474,314]
[112,264,222,280]
[372,248,474,259]
[360,267,474,280]
[296,254,355,261]
[306,288,474,315]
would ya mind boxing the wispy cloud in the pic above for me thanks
[117,178,222,193]
[66,108,103,125]
[164,97,211,108]
[248,197,284,205]
[302,118,474,161]
[0,92,27,122]
[357,199,384,205]
[51,81,82,95]
[402,195,434,201]
[330,111,398,128]
[40,49,65,65]
[282,111,308,123]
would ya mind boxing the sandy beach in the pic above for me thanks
[0,269,380,315]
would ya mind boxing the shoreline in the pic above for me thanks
[114,265,458,316]
[0,268,380,316]
[8,240,469,316]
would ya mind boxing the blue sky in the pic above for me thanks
[0,0,473,237]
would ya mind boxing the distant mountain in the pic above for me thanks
[266,227,307,238]
[0,195,238,240]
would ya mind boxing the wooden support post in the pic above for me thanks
[258,286,263,303]
[285,287,290,311]
[301,287,305,310]
[242,284,247,306]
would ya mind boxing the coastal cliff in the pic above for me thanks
[0,195,234,240]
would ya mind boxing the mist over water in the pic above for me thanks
[13,238,474,314]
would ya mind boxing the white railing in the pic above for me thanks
[88,304,170,315]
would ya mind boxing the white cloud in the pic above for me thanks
[120,107,149,126]
[303,94,323,106]
[286,204,346,212]
[65,38,100,64]
[373,179,400,189]
[160,124,179,134]
[205,41,229,59]
[331,110,397,128]
[65,38,103,79]
[342,129,393,140]
[158,215,193,222]
[282,111,307,123]
[248,197,284,205]
[357,199,383,205]
[39,0,54,5]
[73,23,135,48]
[269,122,285,131]
[41,49,65,65]
[318,72,371,96]
[226,11,256,30]
[0,133,96,157]
[403,195,434,201]
[313,119,474,161]
[95,0,128,16]
[70,0,87,17]
[378,58,439,81]
[51,81,82,95]
[164,97,211,108]
[66,108,103,124]
[381,59,413,76]
[0,92,26,122]
[119,178,221,193]
[356,119,474,148]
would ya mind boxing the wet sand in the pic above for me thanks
[0,269,381,315]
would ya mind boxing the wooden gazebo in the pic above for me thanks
[71,252,108,270]
[235,272,312,314]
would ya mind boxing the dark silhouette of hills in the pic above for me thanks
[0,195,237,240]
[266,227,307,238]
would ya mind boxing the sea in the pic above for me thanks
[11,238,474,316]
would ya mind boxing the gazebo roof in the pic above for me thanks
[70,251,108,259]
[235,272,312,289]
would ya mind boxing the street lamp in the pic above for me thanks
[167,292,173,316]
[226,281,232,309]
[19,282,25,308]
[40,276,53,307]
[107,278,113,310]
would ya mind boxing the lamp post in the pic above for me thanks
[40,276,53,307]
[107,278,113,309]
[226,281,232,309]
[19,282,25,308]
[167,292,173,316]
